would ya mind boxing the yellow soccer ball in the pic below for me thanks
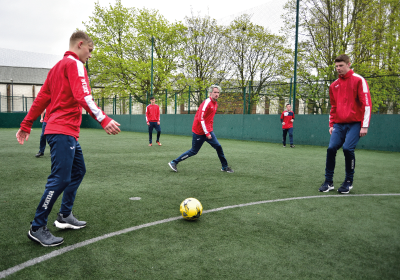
[180,198,203,220]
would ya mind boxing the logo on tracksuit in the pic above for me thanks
[42,191,54,210]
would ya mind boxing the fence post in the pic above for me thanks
[243,87,246,114]
[22,95,24,112]
[289,78,293,105]
[188,86,191,114]
[205,88,208,100]
[146,91,149,105]
[129,94,132,115]
[114,95,116,115]
[175,93,177,114]
[165,89,168,114]
[25,97,27,112]
[248,81,252,114]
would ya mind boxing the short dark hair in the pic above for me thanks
[334,54,350,64]
[286,103,290,106]
[70,30,93,47]
[149,97,155,100]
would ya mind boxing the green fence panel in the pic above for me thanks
[2,112,399,152]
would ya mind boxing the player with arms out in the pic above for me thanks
[319,54,371,194]
[16,30,121,247]
[168,85,233,173]
[146,97,162,146]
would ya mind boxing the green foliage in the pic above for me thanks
[282,0,400,113]
[83,0,186,104]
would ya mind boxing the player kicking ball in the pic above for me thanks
[168,85,233,173]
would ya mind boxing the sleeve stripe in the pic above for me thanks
[67,55,85,77]
[84,95,105,122]
[353,73,368,93]
[201,120,208,135]
[363,106,371,127]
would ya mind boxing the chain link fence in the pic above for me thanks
[1,75,399,115]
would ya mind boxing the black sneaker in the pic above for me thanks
[290,145,295,148]
[221,167,234,173]
[319,181,334,192]
[35,152,44,157]
[54,212,86,229]
[338,181,353,194]
[28,226,64,247]
[168,161,177,172]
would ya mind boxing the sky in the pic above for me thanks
[0,0,287,56]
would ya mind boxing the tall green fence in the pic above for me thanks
[2,112,399,152]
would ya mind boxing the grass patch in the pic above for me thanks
[0,128,399,279]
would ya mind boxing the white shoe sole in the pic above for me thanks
[320,186,334,192]
[168,162,177,172]
[53,220,86,229]
[338,186,353,194]
[28,230,64,247]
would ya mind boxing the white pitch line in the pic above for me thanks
[1,193,399,279]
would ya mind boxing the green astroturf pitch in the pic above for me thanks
[0,128,399,279]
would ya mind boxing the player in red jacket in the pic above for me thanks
[280,103,295,148]
[16,31,120,247]
[319,54,371,194]
[168,85,233,173]
[146,97,162,146]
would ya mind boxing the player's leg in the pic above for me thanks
[282,129,288,147]
[148,122,154,145]
[55,141,87,229]
[319,124,346,192]
[169,133,205,171]
[36,122,47,157]
[338,122,361,193]
[288,127,294,147]
[155,124,161,145]
[206,132,233,172]
[29,134,76,246]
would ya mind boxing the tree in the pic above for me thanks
[83,0,186,105]
[282,0,400,113]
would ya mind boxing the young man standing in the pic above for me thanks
[16,30,121,247]
[146,97,162,146]
[168,85,233,173]
[319,54,371,194]
[280,103,295,148]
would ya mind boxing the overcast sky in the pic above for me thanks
[0,0,287,56]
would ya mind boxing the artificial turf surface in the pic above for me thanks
[0,128,399,279]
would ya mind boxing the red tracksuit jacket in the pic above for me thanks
[20,51,111,139]
[329,69,372,128]
[280,110,295,129]
[192,97,217,137]
[145,104,160,122]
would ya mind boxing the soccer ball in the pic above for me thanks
[180,198,203,220]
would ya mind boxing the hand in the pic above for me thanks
[40,119,44,123]
[206,134,212,139]
[104,120,121,135]
[329,127,333,135]
[282,122,285,125]
[291,119,294,122]
[360,127,368,137]
[157,122,160,125]
[16,129,30,145]
[147,122,149,126]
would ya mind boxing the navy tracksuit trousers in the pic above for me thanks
[173,131,228,168]
[39,122,47,153]
[148,122,161,144]
[325,122,361,183]
[32,134,86,229]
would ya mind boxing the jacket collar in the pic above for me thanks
[339,69,354,80]
[64,51,80,60]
